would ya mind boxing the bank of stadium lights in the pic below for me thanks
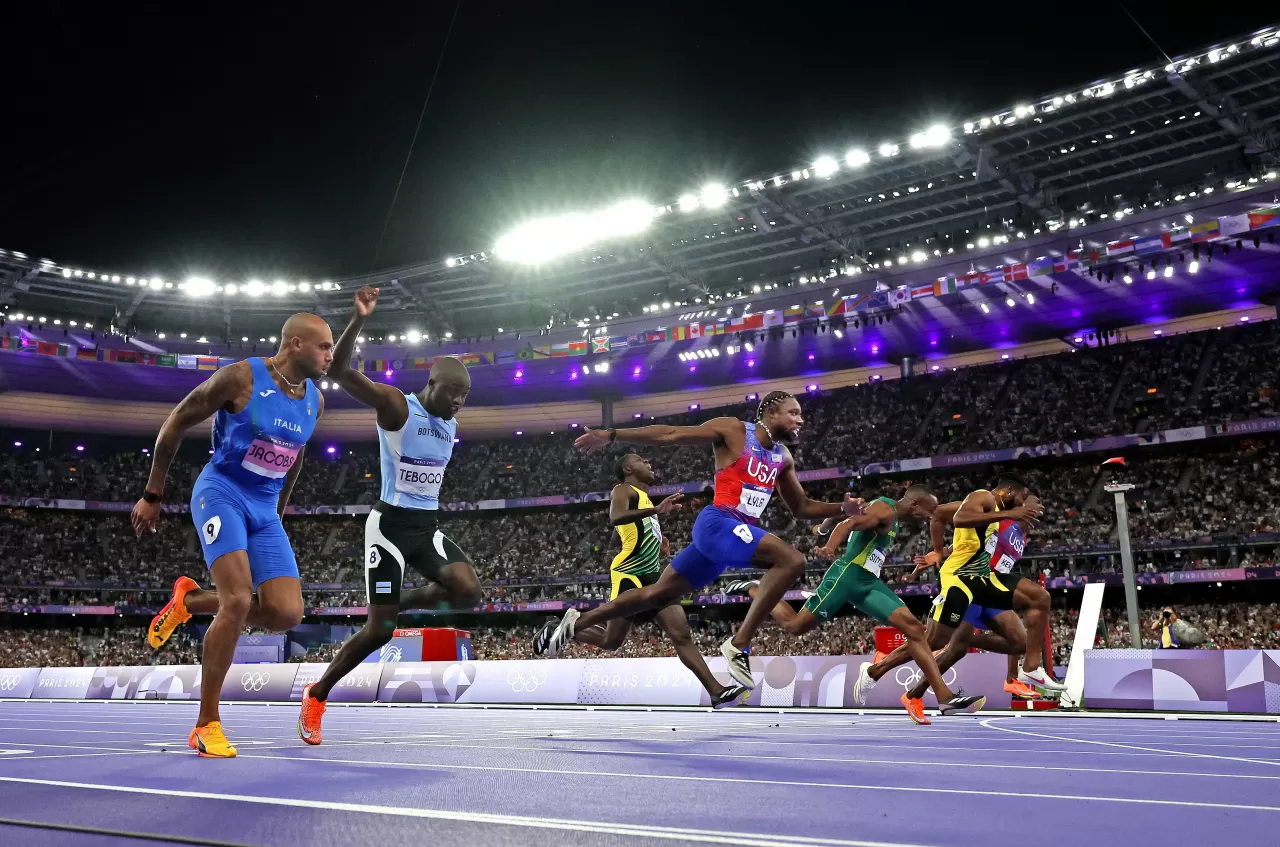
[493,198,660,264]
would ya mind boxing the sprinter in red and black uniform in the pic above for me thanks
[535,391,862,689]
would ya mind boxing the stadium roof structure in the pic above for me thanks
[1,25,1279,344]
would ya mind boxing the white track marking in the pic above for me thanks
[0,776,935,847]
[242,737,1280,781]
[980,718,1280,767]
[227,751,1280,810]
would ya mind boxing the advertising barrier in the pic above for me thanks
[3,653,1019,709]
[1083,649,1280,713]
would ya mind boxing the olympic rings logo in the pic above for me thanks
[506,669,547,693]
[893,665,958,689]
[0,675,22,691]
[245,636,262,645]
[240,671,272,691]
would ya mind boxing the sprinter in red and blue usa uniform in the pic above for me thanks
[535,391,863,690]
[131,313,334,757]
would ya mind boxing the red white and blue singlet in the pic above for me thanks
[670,422,787,589]
[712,422,787,525]
[988,519,1027,574]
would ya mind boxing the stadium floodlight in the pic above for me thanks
[878,143,898,158]
[677,193,700,212]
[245,280,265,297]
[387,334,398,342]
[911,251,926,263]
[980,303,991,314]
[149,278,165,290]
[1027,292,1036,305]
[225,284,239,295]
[845,149,871,168]
[406,329,422,344]
[1005,296,1016,307]
[813,156,839,178]
[908,124,950,149]
[1123,274,1133,284]
[271,280,288,297]
[1164,265,1174,278]
[494,199,657,264]
[701,183,728,208]
[184,277,216,297]
[1188,260,1199,274]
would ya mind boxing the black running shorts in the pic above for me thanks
[364,502,473,606]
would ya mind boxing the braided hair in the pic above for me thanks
[755,390,794,424]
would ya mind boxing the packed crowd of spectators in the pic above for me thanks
[1,440,1277,601]
[5,600,1278,669]
[2,321,1276,507]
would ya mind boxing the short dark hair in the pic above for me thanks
[904,483,933,499]
[756,390,794,423]
[997,475,1029,492]
[615,453,639,481]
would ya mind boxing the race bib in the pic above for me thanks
[984,532,999,555]
[241,435,301,479]
[648,516,663,540]
[395,456,446,499]
[993,553,1015,574]
[737,485,771,518]
[863,548,886,578]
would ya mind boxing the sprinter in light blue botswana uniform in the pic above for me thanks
[297,284,482,745]
[132,313,334,758]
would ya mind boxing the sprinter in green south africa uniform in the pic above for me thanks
[724,485,985,717]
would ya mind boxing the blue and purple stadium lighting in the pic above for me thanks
[570,371,578,380]
[514,369,524,378]
[633,412,643,419]
[806,383,818,393]
[514,430,523,436]
[385,369,393,378]
[75,445,84,452]
[807,353,815,361]
[326,446,337,455]
[870,374,882,382]
[747,359,755,367]
[633,366,642,376]
[569,423,578,429]
[688,403,700,411]
[12,441,21,447]
[689,365,696,372]
[745,393,758,401]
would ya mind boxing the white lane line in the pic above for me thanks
[980,718,1280,767]
[0,776,936,847]
[0,751,158,762]
[227,751,1280,811]
[242,737,1280,781]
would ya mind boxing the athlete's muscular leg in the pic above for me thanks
[982,609,1027,656]
[573,567,694,631]
[182,587,288,631]
[907,623,976,700]
[887,606,956,702]
[196,552,255,727]
[731,534,805,650]
[1012,579,1051,671]
[400,561,484,610]
[575,619,633,650]
[310,602,399,702]
[655,605,729,697]
[745,585,818,636]
[868,617,952,682]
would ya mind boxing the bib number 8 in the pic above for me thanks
[732,524,754,544]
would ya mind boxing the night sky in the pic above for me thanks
[3,3,1268,283]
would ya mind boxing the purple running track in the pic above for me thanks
[0,701,1277,846]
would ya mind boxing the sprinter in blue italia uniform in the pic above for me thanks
[132,313,334,757]
[297,285,481,745]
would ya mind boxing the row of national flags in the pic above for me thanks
[6,203,1279,374]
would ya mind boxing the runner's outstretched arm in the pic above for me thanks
[329,285,409,430]
[575,418,740,452]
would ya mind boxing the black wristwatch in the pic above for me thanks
[141,491,162,505]
[608,428,617,443]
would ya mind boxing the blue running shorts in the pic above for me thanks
[670,506,769,590]
[191,465,299,589]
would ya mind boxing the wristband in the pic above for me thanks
[141,491,162,504]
